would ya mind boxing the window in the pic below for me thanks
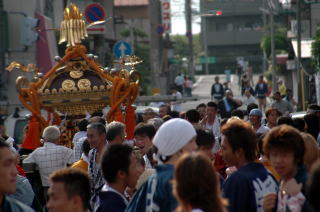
[216,23,227,31]
[216,23,233,32]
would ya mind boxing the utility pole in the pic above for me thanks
[0,0,6,101]
[270,4,277,93]
[200,0,209,75]
[149,0,162,92]
[262,0,268,73]
[297,0,305,110]
[185,0,194,79]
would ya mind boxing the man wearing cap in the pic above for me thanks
[249,109,270,134]
[126,118,197,212]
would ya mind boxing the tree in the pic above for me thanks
[171,34,202,60]
[260,27,290,58]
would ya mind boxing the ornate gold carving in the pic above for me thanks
[69,70,83,79]
[6,62,39,73]
[59,4,88,46]
[77,79,91,91]
[119,69,130,79]
[62,79,76,91]
[129,70,141,85]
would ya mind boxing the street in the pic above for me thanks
[182,74,251,111]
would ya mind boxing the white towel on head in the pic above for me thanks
[153,118,196,157]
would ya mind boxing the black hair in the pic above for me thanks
[134,123,156,139]
[159,104,171,113]
[196,103,206,110]
[169,111,180,118]
[304,113,320,140]
[81,139,91,156]
[101,144,133,183]
[308,104,320,112]
[292,118,305,132]
[78,119,88,131]
[231,109,244,119]
[247,103,258,115]
[87,122,106,135]
[277,117,294,127]
[196,129,215,148]
[0,138,9,149]
[50,168,90,209]
[207,101,218,110]
[186,109,200,124]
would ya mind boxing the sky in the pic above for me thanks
[170,0,201,35]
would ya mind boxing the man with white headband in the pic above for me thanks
[126,118,197,212]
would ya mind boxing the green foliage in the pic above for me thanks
[120,28,148,39]
[311,26,320,72]
[135,43,151,94]
[170,34,202,62]
[260,27,290,58]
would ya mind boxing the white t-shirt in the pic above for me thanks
[256,125,270,134]
[205,118,221,153]
[171,91,182,112]
[243,95,257,107]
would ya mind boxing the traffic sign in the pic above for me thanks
[85,3,106,23]
[113,41,133,58]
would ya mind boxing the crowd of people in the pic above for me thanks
[211,74,296,117]
[1,79,320,212]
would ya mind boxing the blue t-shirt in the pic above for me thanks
[2,196,34,212]
[126,164,177,212]
[223,162,278,212]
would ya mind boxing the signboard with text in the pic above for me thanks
[161,0,171,33]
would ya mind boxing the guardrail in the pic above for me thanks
[135,95,199,103]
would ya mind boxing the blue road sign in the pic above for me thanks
[85,3,106,23]
[113,41,133,58]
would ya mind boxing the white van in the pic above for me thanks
[4,108,30,146]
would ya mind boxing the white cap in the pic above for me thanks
[153,118,196,158]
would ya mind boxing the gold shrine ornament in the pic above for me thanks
[62,79,76,91]
[77,79,91,91]
[69,70,83,79]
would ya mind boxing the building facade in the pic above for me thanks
[201,0,264,74]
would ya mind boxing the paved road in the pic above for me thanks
[181,74,260,111]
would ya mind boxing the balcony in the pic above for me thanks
[206,30,263,46]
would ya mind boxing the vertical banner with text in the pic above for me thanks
[161,0,171,33]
